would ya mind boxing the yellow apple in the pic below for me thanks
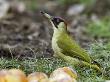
[49,67,77,82]
[0,70,8,82]
[27,72,48,82]
[0,69,27,82]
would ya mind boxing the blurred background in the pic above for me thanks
[0,0,110,58]
[0,0,110,81]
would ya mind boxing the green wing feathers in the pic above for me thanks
[57,32,91,63]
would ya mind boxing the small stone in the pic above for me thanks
[105,80,110,82]
[0,0,10,19]
[10,1,26,13]
[91,14,99,22]
[44,1,58,12]
[67,4,85,16]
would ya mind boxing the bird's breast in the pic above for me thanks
[52,31,61,54]
[52,37,60,53]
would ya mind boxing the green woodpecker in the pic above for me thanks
[41,11,101,71]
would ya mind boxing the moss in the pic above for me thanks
[58,0,95,6]
[24,0,38,11]
[85,17,110,39]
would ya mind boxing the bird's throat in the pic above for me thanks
[52,29,66,55]
[52,29,61,53]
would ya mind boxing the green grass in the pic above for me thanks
[0,57,69,75]
[58,0,95,6]
[0,43,110,81]
[23,0,38,11]
[78,42,110,81]
[79,0,95,5]
[85,17,110,39]
[58,0,77,5]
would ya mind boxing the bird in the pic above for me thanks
[41,11,101,72]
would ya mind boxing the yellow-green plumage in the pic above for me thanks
[52,22,91,63]
[52,23,101,71]
[41,12,101,72]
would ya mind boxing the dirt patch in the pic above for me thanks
[0,11,53,59]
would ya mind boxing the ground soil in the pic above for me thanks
[0,10,54,59]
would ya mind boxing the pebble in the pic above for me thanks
[67,4,85,16]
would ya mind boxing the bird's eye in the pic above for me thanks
[56,19,60,23]
[54,18,60,24]
[52,17,64,28]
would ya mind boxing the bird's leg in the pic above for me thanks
[53,53,59,57]
[53,53,59,58]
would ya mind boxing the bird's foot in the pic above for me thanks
[53,54,59,57]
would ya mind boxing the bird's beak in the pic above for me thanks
[41,11,57,29]
[40,11,53,20]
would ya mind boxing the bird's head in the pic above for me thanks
[41,11,67,32]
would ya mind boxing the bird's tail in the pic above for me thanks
[57,52,102,73]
